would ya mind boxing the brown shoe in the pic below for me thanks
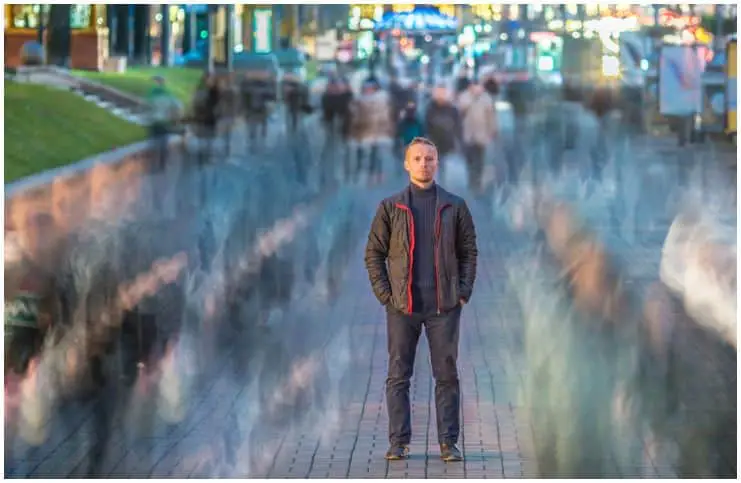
[440,443,463,462]
[385,444,410,460]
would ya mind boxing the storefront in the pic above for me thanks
[4,4,108,69]
[149,5,186,66]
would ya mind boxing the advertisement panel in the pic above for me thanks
[659,45,703,116]
[726,40,737,134]
[253,8,273,53]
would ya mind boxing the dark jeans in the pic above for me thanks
[357,144,381,179]
[463,143,485,193]
[386,304,462,446]
[149,124,169,173]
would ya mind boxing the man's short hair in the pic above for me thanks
[407,136,436,149]
[405,137,437,158]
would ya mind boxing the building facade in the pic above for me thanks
[4,4,309,70]
[5,4,107,69]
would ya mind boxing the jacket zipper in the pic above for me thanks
[434,204,450,315]
[395,203,415,314]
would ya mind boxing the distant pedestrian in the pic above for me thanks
[146,75,182,172]
[458,82,497,194]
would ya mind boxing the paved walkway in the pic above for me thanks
[5,200,536,479]
[5,112,736,478]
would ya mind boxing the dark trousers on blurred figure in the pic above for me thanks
[590,117,609,181]
[150,124,170,211]
[386,305,462,446]
[150,124,169,172]
[463,143,485,193]
[357,144,381,181]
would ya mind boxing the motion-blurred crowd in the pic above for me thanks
[5,58,735,479]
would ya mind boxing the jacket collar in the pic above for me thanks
[392,182,454,211]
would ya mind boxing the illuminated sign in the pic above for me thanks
[253,9,272,53]
[349,4,456,30]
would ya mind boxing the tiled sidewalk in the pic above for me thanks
[7,134,735,479]
[266,202,536,479]
[5,196,535,479]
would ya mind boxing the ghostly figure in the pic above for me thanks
[660,213,736,348]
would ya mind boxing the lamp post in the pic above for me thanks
[208,5,217,73]
[225,4,234,70]
[714,4,724,53]
[161,4,170,67]
[37,4,45,44]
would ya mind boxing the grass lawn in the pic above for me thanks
[306,60,319,82]
[5,81,146,183]
[74,66,203,104]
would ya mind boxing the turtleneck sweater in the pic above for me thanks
[409,182,438,315]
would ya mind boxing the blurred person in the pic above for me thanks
[348,79,394,184]
[505,80,535,180]
[396,101,425,157]
[482,74,500,98]
[321,76,354,180]
[241,74,271,153]
[4,214,65,460]
[506,79,534,120]
[586,87,616,181]
[424,86,462,183]
[4,214,64,379]
[282,74,312,134]
[192,73,220,166]
[458,81,497,194]
[454,74,471,100]
[389,75,416,154]
[364,137,478,462]
[217,74,240,157]
[147,75,182,173]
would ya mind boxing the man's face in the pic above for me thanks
[404,143,438,184]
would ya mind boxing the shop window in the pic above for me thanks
[11,5,49,29]
[509,5,519,20]
[392,4,415,14]
[437,5,455,17]
[70,5,92,29]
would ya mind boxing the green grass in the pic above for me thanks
[306,60,319,82]
[4,82,146,183]
[74,67,203,104]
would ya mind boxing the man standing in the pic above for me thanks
[364,137,478,462]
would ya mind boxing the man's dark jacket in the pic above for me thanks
[364,184,477,315]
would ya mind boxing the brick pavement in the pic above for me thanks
[5,187,537,479]
[6,126,735,479]
[264,198,536,479]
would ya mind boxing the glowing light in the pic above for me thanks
[602,55,620,77]
[538,56,554,71]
